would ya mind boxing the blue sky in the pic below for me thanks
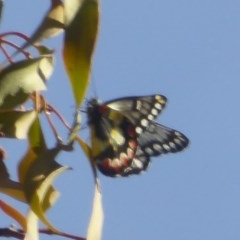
[1,0,240,239]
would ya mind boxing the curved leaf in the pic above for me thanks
[0,199,27,230]
[22,147,61,203]
[64,0,84,26]
[21,0,65,50]
[76,136,98,180]
[87,184,103,240]
[18,116,46,186]
[27,165,69,234]
[21,145,69,236]
[0,159,26,202]
[24,211,38,240]
[67,110,81,145]
[20,121,70,234]
[0,110,37,139]
[18,117,58,212]
[75,135,91,159]
[0,56,54,110]
[27,115,46,152]
[63,0,99,106]
[76,135,103,240]
[0,0,3,24]
[19,147,60,211]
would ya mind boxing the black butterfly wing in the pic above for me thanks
[121,121,189,176]
[137,122,189,155]
[105,95,167,134]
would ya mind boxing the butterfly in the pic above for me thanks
[87,95,189,177]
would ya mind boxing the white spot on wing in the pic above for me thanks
[163,144,171,151]
[147,114,154,120]
[136,126,143,134]
[153,143,163,152]
[141,119,149,127]
[175,131,182,137]
[174,138,182,145]
[169,142,176,149]
[132,159,143,169]
[154,103,162,110]
[151,109,158,116]
[145,147,154,155]
[156,95,166,104]
[136,100,142,110]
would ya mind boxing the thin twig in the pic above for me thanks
[0,38,31,59]
[0,228,24,239]
[46,103,72,130]
[0,227,86,240]
[39,228,86,240]
[0,32,30,41]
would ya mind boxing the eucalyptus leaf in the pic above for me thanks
[0,56,54,109]
[63,0,99,106]
[0,159,26,202]
[0,110,37,139]
[21,0,65,50]
[0,0,3,24]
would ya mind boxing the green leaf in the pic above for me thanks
[64,0,84,25]
[67,110,81,145]
[24,210,38,240]
[0,159,26,202]
[27,115,47,152]
[76,134,103,240]
[19,118,69,232]
[87,183,104,240]
[0,56,54,110]
[0,110,37,139]
[27,165,69,233]
[76,136,98,180]
[0,0,3,24]
[21,0,65,49]
[63,0,100,106]
[0,199,27,230]
[22,145,69,235]
[18,116,46,187]
[22,147,61,203]
[76,135,91,159]
[18,117,58,213]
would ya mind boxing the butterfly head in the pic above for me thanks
[86,98,109,125]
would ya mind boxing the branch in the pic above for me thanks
[0,227,24,239]
[0,227,86,240]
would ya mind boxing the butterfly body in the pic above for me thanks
[87,95,189,177]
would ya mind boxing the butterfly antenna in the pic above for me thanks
[80,123,88,131]
[80,109,87,113]
[90,74,98,99]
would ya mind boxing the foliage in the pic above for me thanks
[0,0,103,239]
